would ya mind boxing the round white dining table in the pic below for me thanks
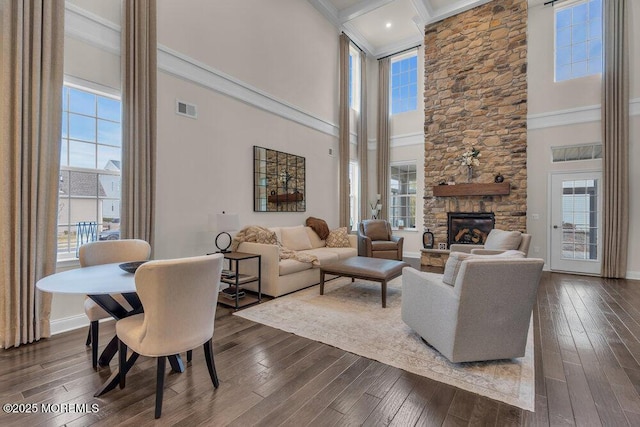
[36,262,184,397]
[36,262,136,295]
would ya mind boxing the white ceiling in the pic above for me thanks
[307,0,494,58]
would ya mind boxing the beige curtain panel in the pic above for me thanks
[0,0,64,348]
[121,0,157,247]
[377,57,390,221]
[338,33,351,228]
[358,51,368,223]
[601,0,629,278]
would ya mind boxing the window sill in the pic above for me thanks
[392,228,418,232]
[56,257,80,272]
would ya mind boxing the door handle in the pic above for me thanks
[553,225,558,229]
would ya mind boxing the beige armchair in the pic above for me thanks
[449,229,531,256]
[401,256,544,363]
[116,254,224,418]
[79,239,151,369]
[357,220,404,260]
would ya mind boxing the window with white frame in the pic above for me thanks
[555,0,602,82]
[390,53,417,115]
[389,162,416,229]
[58,84,122,259]
[349,47,360,110]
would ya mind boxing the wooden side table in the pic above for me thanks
[218,251,262,310]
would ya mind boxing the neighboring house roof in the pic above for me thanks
[104,160,121,171]
[59,171,107,197]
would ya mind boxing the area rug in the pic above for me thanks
[234,276,534,411]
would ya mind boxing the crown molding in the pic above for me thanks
[427,0,492,24]
[65,4,339,139]
[367,131,425,150]
[307,0,340,27]
[392,132,424,147]
[338,0,395,23]
[528,98,640,129]
[341,21,376,56]
[157,46,339,137]
[373,34,424,59]
[65,3,120,54]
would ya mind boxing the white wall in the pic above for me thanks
[52,0,339,331]
[527,1,640,277]
[154,0,340,259]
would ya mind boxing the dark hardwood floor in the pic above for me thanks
[2,271,640,425]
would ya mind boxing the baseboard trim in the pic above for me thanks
[404,251,421,259]
[626,271,640,280]
[50,315,114,336]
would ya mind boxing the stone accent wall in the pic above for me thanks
[423,0,528,248]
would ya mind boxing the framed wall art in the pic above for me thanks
[253,146,305,212]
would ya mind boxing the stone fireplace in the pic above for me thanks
[447,212,495,247]
[421,0,528,266]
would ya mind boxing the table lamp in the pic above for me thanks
[212,212,240,253]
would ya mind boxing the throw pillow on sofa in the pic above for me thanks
[443,249,525,286]
[281,225,313,251]
[484,229,522,250]
[326,227,351,248]
[306,217,330,240]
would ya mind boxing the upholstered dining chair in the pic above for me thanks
[357,219,404,260]
[79,239,151,369]
[116,254,224,419]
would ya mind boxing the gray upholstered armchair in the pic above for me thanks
[401,256,544,363]
[449,229,532,256]
[358,220,404,260]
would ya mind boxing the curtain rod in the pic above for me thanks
[377,45,421,61]
[341,32,365,54]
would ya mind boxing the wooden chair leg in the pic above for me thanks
[91,321,99,369]
[118,340,127,389]
[203,339,219,388]
[187,350,192,363]
[85,326,92,346]
[155,357,166,419]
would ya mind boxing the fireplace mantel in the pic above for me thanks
[430,182,510,197]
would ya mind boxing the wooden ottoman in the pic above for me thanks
[319,256,409,308]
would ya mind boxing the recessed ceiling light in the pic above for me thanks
[385,22,392,28]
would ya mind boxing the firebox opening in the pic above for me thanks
[447,212,496,247]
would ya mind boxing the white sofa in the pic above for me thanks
[237,226,357,297]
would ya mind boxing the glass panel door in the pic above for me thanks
[550,172,602,274]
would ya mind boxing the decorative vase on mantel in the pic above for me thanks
[467,166,473,183]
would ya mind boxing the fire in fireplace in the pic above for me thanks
[447,212,495,247]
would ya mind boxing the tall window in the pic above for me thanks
[390,54,417,115]
[555,0,602,81]
[349,47,360,110]
[389,163,416,229]
[58,84,122,259]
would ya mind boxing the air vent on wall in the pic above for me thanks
[176,100,197,119]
